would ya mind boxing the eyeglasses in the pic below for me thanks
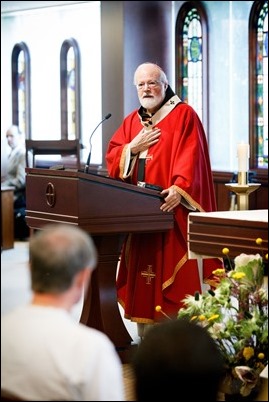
[136,80,162,90]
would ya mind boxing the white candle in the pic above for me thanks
[237,143,249,173]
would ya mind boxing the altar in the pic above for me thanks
[188,209,268,259]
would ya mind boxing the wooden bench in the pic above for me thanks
[1,186,15,250]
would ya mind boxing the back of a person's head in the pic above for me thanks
[29,224,97,293]
[132,318,224,401]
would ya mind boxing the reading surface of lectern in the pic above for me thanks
[25,167,174,362]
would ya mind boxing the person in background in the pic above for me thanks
[1,224,125,401]
[1,125,29,239]
[132,319,225,401]
[105,62,221,338]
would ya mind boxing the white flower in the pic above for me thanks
[233,253,264,286]
[209,322,225,338]
[234,253,262,268]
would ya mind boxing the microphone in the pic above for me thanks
[84,113,112,173]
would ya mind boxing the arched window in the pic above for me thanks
[60,38,81,141]
[175,2,208,134]
[249,1,268,170]
[11,42,31,138]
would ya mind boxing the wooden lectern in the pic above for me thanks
[25,167,174,362]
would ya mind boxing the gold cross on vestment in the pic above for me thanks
[141,265,156,284]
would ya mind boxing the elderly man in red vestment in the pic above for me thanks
[106,62,221,338]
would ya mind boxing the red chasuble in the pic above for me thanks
[106,99,222,325]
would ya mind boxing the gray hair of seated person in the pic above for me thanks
[132,318,225,402]
[29,224,97,293]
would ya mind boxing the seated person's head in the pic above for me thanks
[132,318,224,401]
[6,125,23,150]
[29,223,97,303]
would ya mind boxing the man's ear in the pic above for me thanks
[76,267,92,288]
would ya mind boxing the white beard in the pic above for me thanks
[139,93,164,113]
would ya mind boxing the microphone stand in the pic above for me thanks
[84,113,111,173]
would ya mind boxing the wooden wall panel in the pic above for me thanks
[213,171,268,211]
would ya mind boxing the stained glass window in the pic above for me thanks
[11,42,31,138]
[60,38,81,141]
[175,3,207,131]
[256,2,268,168]
[250,1,268,170]
[67,49,76,139]
[17,52,26,134]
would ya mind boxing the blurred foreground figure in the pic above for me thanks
[1,224,125,401]
[132,319,224,401]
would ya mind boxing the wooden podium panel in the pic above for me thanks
[25,168,173,233]
[25,168,174,362]
[188,209,268,259]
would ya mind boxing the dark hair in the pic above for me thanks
[132,318,225,401]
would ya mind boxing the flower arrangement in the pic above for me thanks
[157,238,268,398]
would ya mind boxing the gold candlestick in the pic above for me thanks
[238,172,248,186]
[225,182,261,210]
